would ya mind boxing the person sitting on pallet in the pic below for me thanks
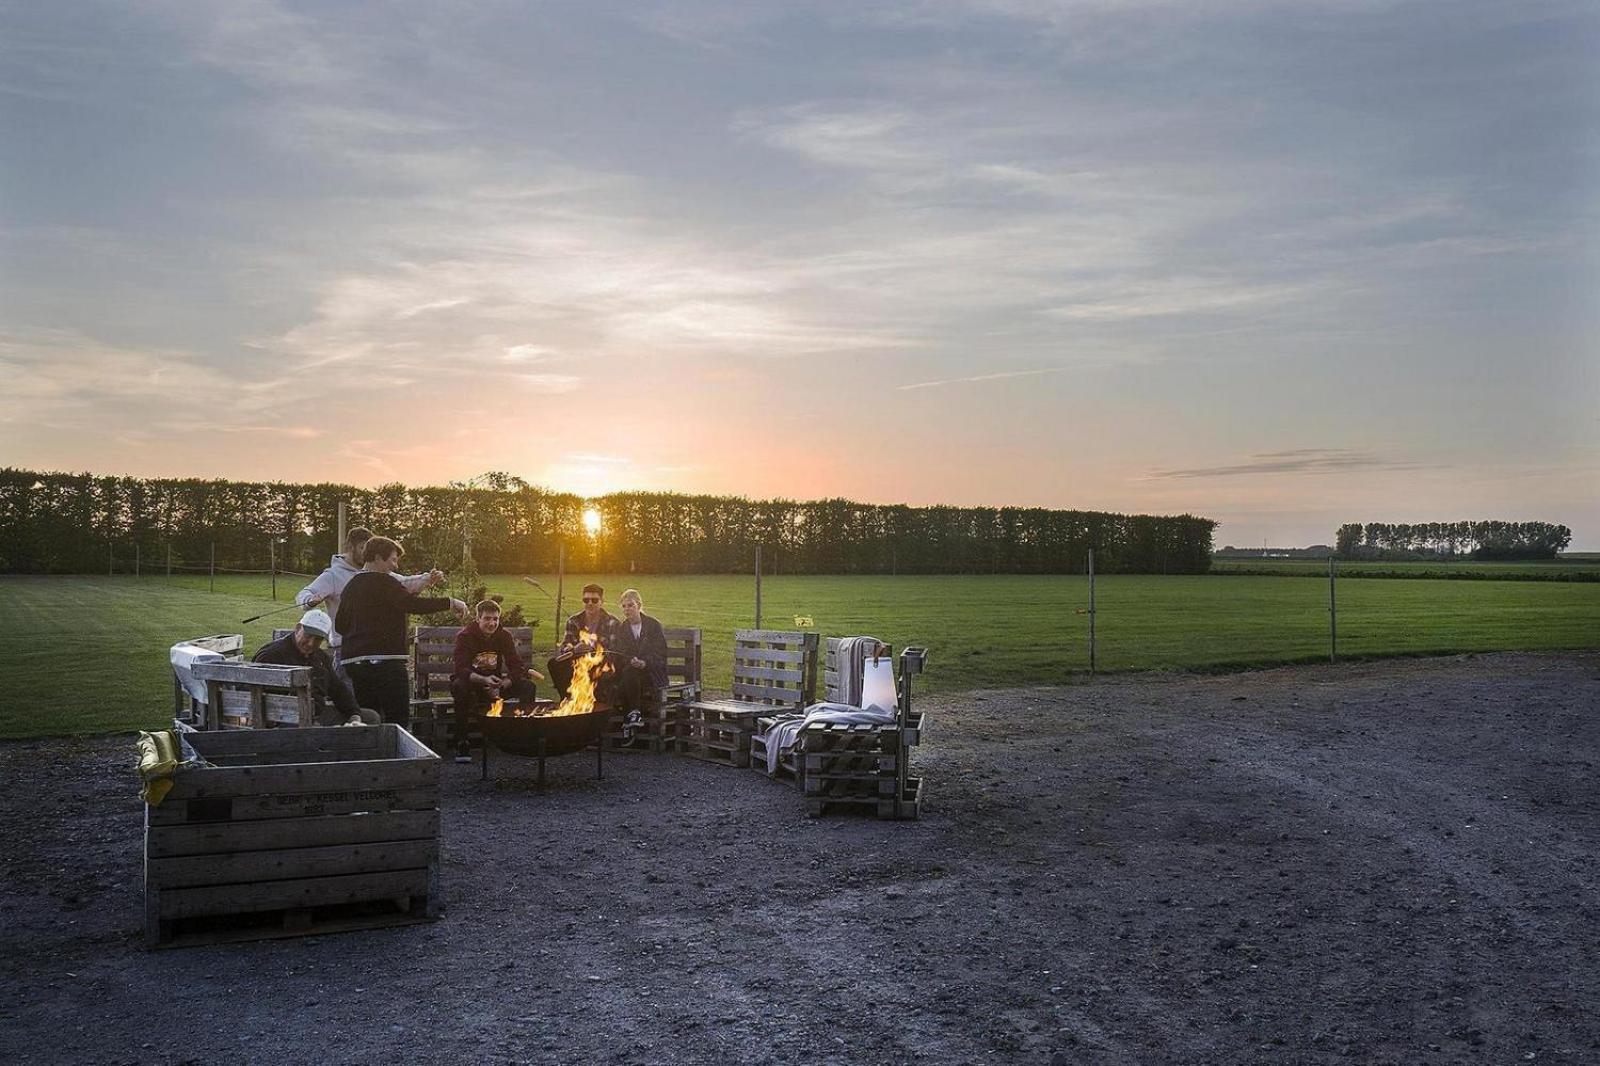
[547,583,619,699]
[450,599,540,762]
[607,588,669,741]
[251,609,381,725]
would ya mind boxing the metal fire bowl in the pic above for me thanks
[482,701,609,758]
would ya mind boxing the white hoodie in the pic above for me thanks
[296,554,434,649]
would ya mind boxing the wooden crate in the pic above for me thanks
[682,629,818,767]
[143,724,441,949]
[191,661,316,729]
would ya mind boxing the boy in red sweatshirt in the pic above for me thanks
[451,599,538,761]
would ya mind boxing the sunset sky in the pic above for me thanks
[2,2,1596,547]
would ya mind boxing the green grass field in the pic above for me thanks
[1211,558,1600,580]
[1,572,1596,739]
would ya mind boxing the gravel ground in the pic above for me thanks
[2,651,1597,1065]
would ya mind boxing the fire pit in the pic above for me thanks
[479,632,614,788]
[480,700,608,787]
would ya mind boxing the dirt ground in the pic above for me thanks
[2,651,1597,1065]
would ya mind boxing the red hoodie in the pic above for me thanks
[451,620,528,684]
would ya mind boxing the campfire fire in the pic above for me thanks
[485,629,612,719]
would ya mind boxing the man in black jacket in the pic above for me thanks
[335,536,468,725]
[252,609,379,725]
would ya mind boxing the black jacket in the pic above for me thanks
[335,570,451,660]
[252,632,361,724]
[608,614,669,689]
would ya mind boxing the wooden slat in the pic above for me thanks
[186,726,388,758]
[145,785,438,825]
[152,813,432,864]
[158,868,433,920]
[730,664,805,684]
[165,758,439,801]
[150,840,438,890]
[192,661,310,687]
[730,682,805,704]
[733,647,807,664]
[733,629,809,645]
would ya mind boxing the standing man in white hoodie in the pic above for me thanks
[297,527,444,679]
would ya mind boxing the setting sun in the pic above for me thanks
[582,507,602,536]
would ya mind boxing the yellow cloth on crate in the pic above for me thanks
[136,730,184,806]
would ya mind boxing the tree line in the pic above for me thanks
[1335,521,1572,560]
[0,468,1217,576]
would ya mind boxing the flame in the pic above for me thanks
[482,630,610,718]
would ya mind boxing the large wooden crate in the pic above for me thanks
[683,629,818,768]
[143,725,442,949]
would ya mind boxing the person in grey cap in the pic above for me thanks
[252,609,379,725]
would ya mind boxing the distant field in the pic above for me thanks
[2,572,1596,739]
[1212,559,1600,581]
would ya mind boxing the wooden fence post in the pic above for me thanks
[754,545,763,629]
[1329,556,1338,663]
[554,542,565,637]
[209,542,216,593]
[166,543,172,578]
[270,539,277,601]
[337,501,347,556]
[135,543,141,578]
[1088,549,1097,676]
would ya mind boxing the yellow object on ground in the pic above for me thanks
[136,730,185,806]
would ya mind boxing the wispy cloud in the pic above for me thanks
[1144,449,1427,481]
[898,367,1070,391]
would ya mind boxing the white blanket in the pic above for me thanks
[764,636,898,774]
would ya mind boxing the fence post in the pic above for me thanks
[209,542,215,593]
[1328,556,1337,663]
[109,541,114,577]
[754,545,763,629]
[1088,549,1097,675]
[135,543,141,578]
[554,542,565,637]
[166,543,172,578]
[337,501,347,555]
[270,539,277,601]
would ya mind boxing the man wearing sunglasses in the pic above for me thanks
[547,583,620,699]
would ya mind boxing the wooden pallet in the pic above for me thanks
[748,713,805,786]
[603,703,687,754]
[681,704,767,767]
[143,725,441,949]
[806,776,924,820]
[799,715,926,819]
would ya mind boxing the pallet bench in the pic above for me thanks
[172,633,246,725]
[411,624,535,753]
[143,724,441,948]
[682,629,818,768]
[604,627,701,753]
